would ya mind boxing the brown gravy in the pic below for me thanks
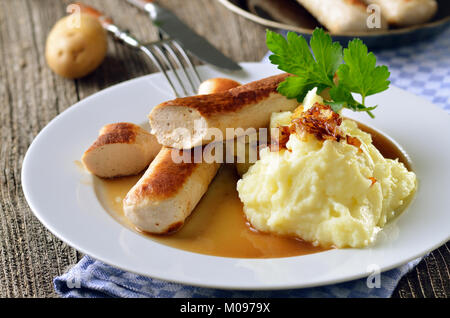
[94,120,412,259]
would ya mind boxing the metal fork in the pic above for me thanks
[109,26,202,97]
[76,2,201,97]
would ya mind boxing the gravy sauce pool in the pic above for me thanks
[94,120,412,258]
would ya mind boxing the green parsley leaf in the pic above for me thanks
[277,76,317,102]
[329,85,355,106]
[337,38,390,104]
[266,29,342,88]
[329,85,377,118]
[309,28,343,87]
[266,29,314,76]
[325,101,346,113]
[266,28,390,118]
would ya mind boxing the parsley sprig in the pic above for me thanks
[266,28,390,118]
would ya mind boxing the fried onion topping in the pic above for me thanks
[346,135,363,153]
[269,103,365,152]
[291,103,344,142]
[270,125,292,151]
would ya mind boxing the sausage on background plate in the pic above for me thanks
[296,0,388,33]
[362,0,437,26]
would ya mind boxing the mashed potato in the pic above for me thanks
[237,89,417,248]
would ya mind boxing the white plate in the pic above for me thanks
[22,62,450,290]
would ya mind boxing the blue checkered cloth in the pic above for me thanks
[54,27,450,298]
[54,255,421,298]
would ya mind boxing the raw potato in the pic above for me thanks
[45,14,107,79]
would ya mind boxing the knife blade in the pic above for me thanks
[126,0,241,71]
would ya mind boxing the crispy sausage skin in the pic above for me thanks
[123,147,220,234]
[149,73,299,149]
[124,78,241,234]
[82,123,161,178]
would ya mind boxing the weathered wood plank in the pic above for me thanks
[392,242,449,298]
[0,0,82,298]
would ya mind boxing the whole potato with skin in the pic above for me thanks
[45,14,107,79]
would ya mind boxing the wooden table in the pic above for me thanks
[0,0,448,298]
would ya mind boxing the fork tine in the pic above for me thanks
[140,45,181,98]
[150,44,189,97]
[157,30,200,95]
[161,41,197,95]
[170,40,202,88]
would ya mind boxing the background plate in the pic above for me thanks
[22,63,450,290]
[218,0,450,49]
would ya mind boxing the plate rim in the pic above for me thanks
[21,62,450,290]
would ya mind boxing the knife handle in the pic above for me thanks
[71,2,114,27]
[126,0,155,11]
[71,2,142,48]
